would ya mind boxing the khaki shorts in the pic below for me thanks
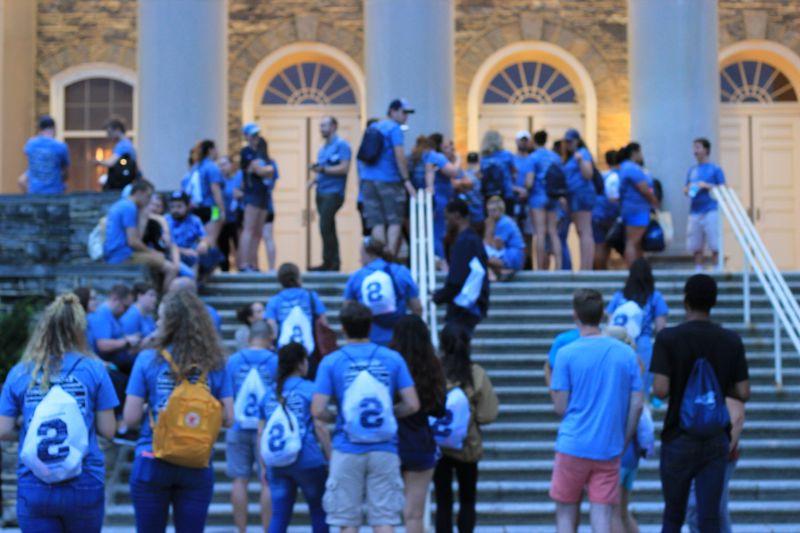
[129,250,168,270]
[323,450,404,527]
[687,211,720,253]
[361,180,406,228]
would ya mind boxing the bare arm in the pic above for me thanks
[394,385,420,419]
[0,416,17,441]
[551,390,569,417]
[543,360,552,388]
[96,409,118,440]
[321,159,350,176]
[652,373,669,400]
[97,154,121,168]
[394,146,409,181]
[221,397,234,428]
[408,297,423,316]
[122,395,146,430]
[251,161,275,179]
[314,417,333,461]
[732,379,751,403]
[624,391,645,448]
[524,170,535,190]
[311,393,334,423]
[726,397,745,452]
[635,181,660,209]
[654,315,667,334]
[97,337,134,354]
[125,226,150,253]
[425,163,435,192]
[17,171,28,193]
[579,159,593,180]
[211,182,225,217]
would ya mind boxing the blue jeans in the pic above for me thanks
[660,433,729,533]
[129,454,214,533]
[686,459,736,533]
[17,471,105,533]
[267,465,329,533]
[433,194,447,259]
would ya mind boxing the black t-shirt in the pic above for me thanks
[651,320,749,442]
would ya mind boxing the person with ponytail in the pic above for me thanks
[390,316,446,533]
[433,322,499,533]
[0,294,119,532]
[122,290,233,532]
[260,342,329,532]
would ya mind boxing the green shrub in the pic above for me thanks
[0,299,41,383]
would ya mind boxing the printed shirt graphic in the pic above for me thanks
[265,288,326,329]
[0,353,118,481]
[316,135,352,195]
[260,376,326,470]
[226,348,278,432]
[125,349,231,455]
[686,163,726,214]
[24,135,70,194]
[314,343,414,454]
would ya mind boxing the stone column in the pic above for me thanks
[364,0,454,145]
[0,0,36,194]
[628,0,719,252]
[137,0,227,190]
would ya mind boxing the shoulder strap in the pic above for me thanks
[62,357,83,381]
[161,349,209,384]
[307,289,317,324]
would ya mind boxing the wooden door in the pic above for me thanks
[719,111,750,269]
[477,107,528,151]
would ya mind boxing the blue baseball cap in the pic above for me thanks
[564,128,581,142]
[388,98,415,114]
[242,122,260,137]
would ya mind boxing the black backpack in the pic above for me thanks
[545,163,568,199]
[591,164,605,195]
[357,126,384,165]
[481,162,506,199]
[104,153,138,191]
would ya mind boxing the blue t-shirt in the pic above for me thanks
[226,348,278,432]
[314,342,415,454]
[360,119,404,183]
[551,336,643,460]
[24,135,70,194]
[119,305,156,338]
[197,158,225,208]
[316,135,352,196]
[481,150,515,199]
[265,288,326,328]
[548,329,580,368]
[686,162,726,214]
[514,153,534,189]
[223,171,243,221]
[261,375,327,471]
[103,198,138,264]
[0,353,119,482]
[427,151,452,200]
[593,169,621,222]
[113,138,137,161]
[529,147,562,200]
[125,349,231,456]
[343,258,420,345]
[461,168,485,222]
[206,304,222,333]
[87,304,125,357]
[564,147,594,195]
[166,213,206,250]
[606,290,669,340]
[494,215,524,253]
[619,160,653,213]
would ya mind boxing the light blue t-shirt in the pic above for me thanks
[197,158,225,208]
[529,147,562,200]
[0,353,119,482]
[606,290,669,340]
[427,151,452,200]
[113,138,136,161]
[514,153,534,189]
[226,348,278,432]
[103,198,138,264]
[360,119,404,183]
[493,215,524,253]
[619,160,653,213]
[548,328,580,368]
[206,304,222,333]
[343,258,420,345]
[261,375,327,471]
[166,213,206,250]
[125,349,231,456]
[265,288,326,328]
[551,336,643,460]
[87,303,125,356]
[314,342,414,454]
[316,135,352,196]
[686,162,726,214]
[24,135,70,194]
[564,147,594,195]
[119,304,156,338]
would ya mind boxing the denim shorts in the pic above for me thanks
[592,217,616,244]
[226,428,261,479]
[17,471,105,533]
[568,188,596,213]
[400,448,438,472]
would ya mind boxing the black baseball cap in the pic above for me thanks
[38,115,55,131]
[388,98,415,114]
[168,190,189,204]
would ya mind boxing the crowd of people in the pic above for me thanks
[19,99,728,280]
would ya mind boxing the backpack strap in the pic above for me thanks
[307,289,317,325]
[161,349,209,385]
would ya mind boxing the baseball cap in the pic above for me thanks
[168,190,189,204]
[388,98,415,114]
[38,115,56,131]
[564,128,581,142]
[242,122,260,137]
[515,130,531,141]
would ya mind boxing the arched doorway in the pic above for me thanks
[719,42,800,269]
[242,44,364,272]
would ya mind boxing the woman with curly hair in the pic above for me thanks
[390,315,447,533]
[0,294,119,532]
[123,290,233,532]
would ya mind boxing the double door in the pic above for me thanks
[256,107,362,271]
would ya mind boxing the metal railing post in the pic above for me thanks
[743,256,751,326]
[775,312,783,390]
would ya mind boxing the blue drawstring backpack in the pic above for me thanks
[679,357,730,437]
[642,218,666,252]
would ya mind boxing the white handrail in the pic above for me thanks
[714,185,800,388]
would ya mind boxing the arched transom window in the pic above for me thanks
[262,62,357,105]
[483,61,577,104]
[720,60,798,103]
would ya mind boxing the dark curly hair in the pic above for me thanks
[390,315,446,413]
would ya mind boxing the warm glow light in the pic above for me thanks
[95,147,104,160]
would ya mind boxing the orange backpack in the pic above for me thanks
[151,350,223,468]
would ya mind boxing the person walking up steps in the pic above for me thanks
[0,294,119,533]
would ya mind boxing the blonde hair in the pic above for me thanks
[480,130,503,156]
[22,293,89,391]
[486,195,506,212]
[155,290,225,377]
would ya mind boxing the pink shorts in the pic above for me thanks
[549,452,620,505]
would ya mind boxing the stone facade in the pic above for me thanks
[31,0,800,161]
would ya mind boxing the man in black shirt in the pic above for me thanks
[651,274,750,532]
[433,199,490,337]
